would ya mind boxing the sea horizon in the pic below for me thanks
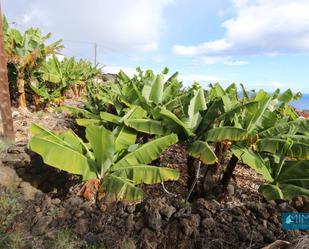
[291,93,309,110]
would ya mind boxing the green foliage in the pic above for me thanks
[3,16,100,107]
[33,55,101,104]
[3,16,63,106]
[66,66,309,201]
[28,123,179,200]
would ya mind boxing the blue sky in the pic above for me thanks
[3,0,309,93]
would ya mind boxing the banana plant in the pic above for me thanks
[30,56,101,106]
[204,89,309,189]
[233,140,309,200]
[64,67,185,121]
[121,83,222,198]
[4,20,63,107]
[28,123,179,200]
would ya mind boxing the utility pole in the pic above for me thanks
[94,43,97,65]
[0,2,15,141]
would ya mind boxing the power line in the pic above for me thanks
[62,39,94,45]
[8,20,136,64]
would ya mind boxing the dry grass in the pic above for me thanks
[290,236,309,249]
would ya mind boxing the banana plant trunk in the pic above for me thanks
[72,84,78,97]
[0,4,15,140]
[17,70,26,108]
[220,154,239,188]
[187,155,196,188]
[214,142,224,169]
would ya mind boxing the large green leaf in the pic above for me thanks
[277,160,309,183]
[162,78,181,103]
[246,93,273,134]
[188,87,207,118]
[86,125,115,175]
[120,106,147,122]
[280,184,309,200]
[279,135,309,146]
[259,184,283,200]
[261,182,309,201]
[278,89,301,104]
[240,83,250,101]
[125,119,166,135]
[259,119,309,138]
[196,99,223,135]
[112,165,179,184]
[142,74,164,104]
[61,106,99,119]
[159,107,193,137]
[210,83,225,97]
[76,119,101,127]
[100,112,121,124]
[217,101,258,122]
[115,126,137,152]
[187,87,207,130]
[101,174,144,200]
[114,134,178,169]
[232,147,273,181]
[30,123,77,150]
[187,140,218,164]
[257,138,309,159]
[60,130,86,154]
[205,127,248,142]
[28,136,96,180]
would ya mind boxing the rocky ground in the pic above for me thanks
[0,108,309,249]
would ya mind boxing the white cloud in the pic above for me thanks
[223,59,248,66]
[3,0,173,52]
[192,56,248,66]
[269,81,285,88]
[179,74,219,84]
[250,81,286,90]
[129,54,167,64]
[104,66,219,86]
[174,39,232,56]
[173,0,309,57]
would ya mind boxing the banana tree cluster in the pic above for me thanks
[3,16,101,108]
[204,87,309,197]
[3,16,63,108]
[31,55,101,105]
[39,67,309,201]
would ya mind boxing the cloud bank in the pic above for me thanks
[174,0,309,58]
[3,0,173,52]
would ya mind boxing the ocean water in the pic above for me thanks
[290,94,309,110]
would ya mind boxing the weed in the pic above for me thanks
[46,229,79,249]
[47,208,58,218]
[0,189,23,249]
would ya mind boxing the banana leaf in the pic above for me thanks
[112,165,179,184]
[257,138,309,159]
[205,127,248,142]
[232,147,273,181]
[113,134,178,169]
[101,174,144,200]
[125,119,166,135]
[187,140,218,164]
[86,125,115,174]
